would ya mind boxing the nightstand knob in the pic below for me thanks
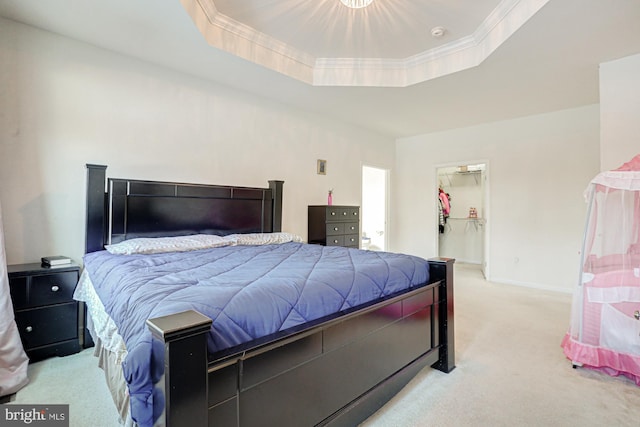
[51,285,60,292]
[25,326,33,333]
[333,240,339,244]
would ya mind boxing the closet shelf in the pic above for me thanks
[439,170,483,186]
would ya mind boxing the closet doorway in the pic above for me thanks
[362,165,388,251]
[437,162,489,278]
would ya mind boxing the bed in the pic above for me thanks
[79,164,455,427]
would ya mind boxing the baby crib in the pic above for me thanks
[562,154,640,384]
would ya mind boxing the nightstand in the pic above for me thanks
[7,262,82,362]
[308,205,360,248]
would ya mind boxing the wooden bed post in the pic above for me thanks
[85,164,107,253]
[429,257,456,373]
[147,310,212,427]
[268,180,283,232]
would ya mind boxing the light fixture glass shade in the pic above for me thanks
[340,0,373,9]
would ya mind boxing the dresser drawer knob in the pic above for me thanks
[331,212,336,216]
[350,238,355,242]
[350,226,355,231]
[25,326,33,333]
[51,285,60,292]
[342,212,347,216]
[333,240,339,244]
[334,227,339,231]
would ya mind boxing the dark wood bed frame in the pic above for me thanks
[84,164,455,427]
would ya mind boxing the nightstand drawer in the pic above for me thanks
[15,303,78,349]
[29,271,78,307]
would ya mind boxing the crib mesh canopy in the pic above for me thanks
[584,155,640,274]
[563,154,640,384]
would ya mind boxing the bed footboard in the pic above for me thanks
[147,257,454,427]
[430,257,456,373]
[146,311,212,427]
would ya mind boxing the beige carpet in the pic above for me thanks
[6,264,640,426]
[8,346,119,426]
[364,264,640,427]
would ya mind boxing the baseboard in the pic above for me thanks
[490,277,573,294]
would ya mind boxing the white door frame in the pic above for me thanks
[361,164,389,251]
[435,159,491,279]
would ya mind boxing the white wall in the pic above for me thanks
[393,105,600,292]
[599,53,640,171]
[0,18,395,265]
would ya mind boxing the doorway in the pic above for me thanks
[362,165,388,251]
[436,162,489,278]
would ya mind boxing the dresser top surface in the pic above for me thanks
[308,205,359,208]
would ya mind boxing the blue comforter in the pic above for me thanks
[83,242,430,426]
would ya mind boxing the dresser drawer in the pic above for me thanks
[326,223,346,235]
[344,234,359,247]
[326,222,358,236]
[328,235,359,247]
[29,271,78,307]
[344,222,358,234]
[327,207,359,222]
[326,235,345,246]
[15,303,79,349]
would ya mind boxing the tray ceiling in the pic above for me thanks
[182,0,549,86]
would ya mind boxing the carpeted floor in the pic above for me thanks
[5,264,640,426]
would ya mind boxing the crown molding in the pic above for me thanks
[181,0,551,87]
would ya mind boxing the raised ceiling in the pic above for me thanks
[184,0,547,86]
[1,0,640,138]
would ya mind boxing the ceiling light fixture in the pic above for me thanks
[340,0,373,9]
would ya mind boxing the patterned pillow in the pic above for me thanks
[105,234,234,255]
[228,232,303,246]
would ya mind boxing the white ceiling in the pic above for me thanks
[1,0,639,138]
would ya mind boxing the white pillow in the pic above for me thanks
[228,232,303,246]
[105,234,234,255]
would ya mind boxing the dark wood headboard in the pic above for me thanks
[85,164,283,253]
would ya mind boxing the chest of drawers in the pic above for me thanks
[308,205,360,248]
[8,262,81,361]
